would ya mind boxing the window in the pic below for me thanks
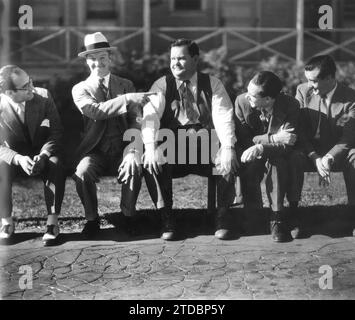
[173,0,202,11]
[87,0,116,19]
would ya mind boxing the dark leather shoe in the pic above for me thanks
[0,224,15,245]
[160,209,177,241]
[214,209,233,240]
[124,215,141,237]
[43,225,59,246]
[82,219,100,239]
[270,220,292,242]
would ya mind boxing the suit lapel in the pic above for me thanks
[85,77,106,102]
[268,97,287,134]
[0,95,27,142]
[109,75,127,97]
[329,84,345,118]
[305,91,321,134]
[109,75,129,132]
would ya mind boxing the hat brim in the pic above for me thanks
[78,47,117,58]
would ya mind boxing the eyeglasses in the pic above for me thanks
[14,78,34,91]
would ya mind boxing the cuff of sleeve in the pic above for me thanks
[144,142,156,153]
[221,145,235,150]
[324,153,335,164]
[308,151,319,162]
[40,150,51,158]
[12,154,21,165]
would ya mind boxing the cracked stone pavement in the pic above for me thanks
[1,224,355,300]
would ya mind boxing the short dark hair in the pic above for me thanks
[170,38,199,57]
[250,71,283,99]
[304,55,336,79]
[0,65,22,92]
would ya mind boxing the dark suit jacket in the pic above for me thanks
[0,88,63,165]
[234,92,300,159]
[296,82,355,163]
[71,74,138,163]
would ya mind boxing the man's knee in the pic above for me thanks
[288,150,306,167]
[267,156,288,168]
[47,156,64,173]
[347,149,355,169]
[74,157,97,181]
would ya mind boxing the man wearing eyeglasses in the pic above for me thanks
[0,65,65,245]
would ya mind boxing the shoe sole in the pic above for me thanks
[272,237,293,243]
[0,237,14,245]
[43,237,59,247]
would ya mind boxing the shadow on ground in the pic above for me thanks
[11,204,354,246]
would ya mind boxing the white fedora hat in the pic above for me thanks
[78,32,117,57]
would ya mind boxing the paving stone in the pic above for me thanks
[1,233,355,299]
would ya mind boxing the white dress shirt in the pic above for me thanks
[88,73,111,88]
[148,72,236,148]
[2,94,26,123]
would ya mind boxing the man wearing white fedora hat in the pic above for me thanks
[72,32,153,238]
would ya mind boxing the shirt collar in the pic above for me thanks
[90,73,111,87]
[176,72,197,89]
[1,94,26,110]
[261,107,273,118]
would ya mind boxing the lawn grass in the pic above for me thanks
[11,172,348,230]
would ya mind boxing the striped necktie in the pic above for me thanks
[99,78,109,101]
[179,80,200,124]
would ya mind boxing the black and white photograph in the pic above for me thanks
[0,0,355,304]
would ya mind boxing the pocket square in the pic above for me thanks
[40,119,50,127]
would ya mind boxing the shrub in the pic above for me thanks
[43,49,355,112]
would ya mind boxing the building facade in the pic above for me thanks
[1,0,355,80]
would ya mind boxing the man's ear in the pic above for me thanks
[4,90,15,98]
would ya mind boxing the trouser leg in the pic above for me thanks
[144,163,173,210]
[286,150,308,204]
[120,169,142,217]
[343,148,355,206]
[42,156,66,215]
[216,172,236,209]
[73,154,105,221]
[0,160,13,218]
[239,159,264,209]
[265,157,288,212]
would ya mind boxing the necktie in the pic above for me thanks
[99,78,109,101]
[259,109,270,132]
[314,95,328,139]
[179,80,199,124]
[17,102,25,124]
